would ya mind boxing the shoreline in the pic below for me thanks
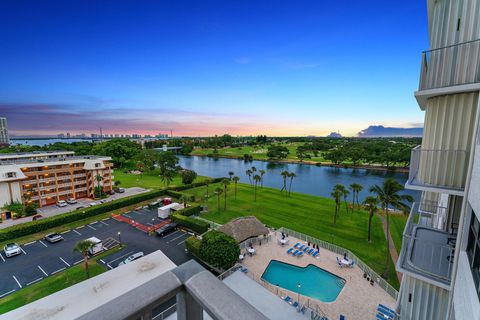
[188,153,410,173]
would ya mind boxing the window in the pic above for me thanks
[467,211,480,300]
[6,172,16,178]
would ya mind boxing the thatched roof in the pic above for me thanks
[218,216,269,243]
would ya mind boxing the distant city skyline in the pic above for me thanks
[1,1,427,137]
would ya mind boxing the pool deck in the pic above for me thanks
[241,232,396,320]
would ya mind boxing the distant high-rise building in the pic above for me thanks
[66,132,71,138]
[0,117,10,146]
[57,133,65,139]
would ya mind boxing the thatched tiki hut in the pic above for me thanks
[218,216,269,246]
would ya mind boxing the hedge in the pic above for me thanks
[199,230,239,270]
[0,189,166,242]
[171,214,209,234]
[185,236,201,257]
[176,204,202,217]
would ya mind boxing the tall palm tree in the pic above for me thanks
[342,188,350,213]
[363,196,379,242]
[180,194,190,208]
[350,183,363,210]
[204,178,212,199]
[221,178,230,210]
[253,174,261,201]
[246,169,253,185]
[280,171,289,194]
[232,176,240,199]
[228,171,234,180]
[73,240,95,279]
[251,166,257,173]
[259,169,266,188]
[331,188,342,224]
[288,172,296,196]
[369,179,413,278]
[95,173,104,197]
[214,187,223,211]
[334,184,348,213]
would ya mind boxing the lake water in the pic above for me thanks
[178,156,420,202]
[10,139,93,146]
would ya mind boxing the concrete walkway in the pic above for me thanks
[380,215,403,282]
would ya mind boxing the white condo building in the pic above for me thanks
[0,117,9,146]
[396,0,480,319]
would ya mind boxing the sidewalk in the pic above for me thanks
[380,215,403,282]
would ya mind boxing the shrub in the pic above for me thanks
[176,204,202,217]
[185,236,201,257]
[199,231,239,270]
[171,214,209,234]
[181,169,197,185]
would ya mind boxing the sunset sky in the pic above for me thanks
[0,1,427,137]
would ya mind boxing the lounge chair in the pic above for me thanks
[291,301,299,308]
[307,248,314,255]
[377,306,396,319]
[241,267,248,273]
[292,249,299,256]
[298,305,306,313]
[282,296,292,303]
[287,248,294,254]
[298,244,305,250]
[312,250,319,257]
[340,315,346,320]
[294,243,300,249]
[379,304,397,315]
[349,260,355,268]
[336,257,343,267]
[296,251,304,257]
[376,314,393,320]
[302,246,310,252]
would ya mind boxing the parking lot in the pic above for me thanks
[0,215,192,299]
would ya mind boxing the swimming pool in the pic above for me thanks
[261,260,345,303]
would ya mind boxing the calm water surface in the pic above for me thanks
[178,156,420,202]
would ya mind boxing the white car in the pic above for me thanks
[56,200,68,207]
[89,202,98,207]
[118,252,144,267]
[66,198,77,204]
[4,243,21,257]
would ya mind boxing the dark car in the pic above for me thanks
[32,214,44,221]
[44,233,64,243]
[156,223,178,237]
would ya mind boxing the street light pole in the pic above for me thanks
[118,231,121,245]
[297,283,301,305]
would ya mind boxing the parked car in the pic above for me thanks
[56,200,68,207]
[44,233,63,243]
[89,202,98,207]
[116,187,125,193]
[4,243,21,258]
[106,190,115,195]
[66,198,77,204]
[156,223,178,237]
[118,252,144,267]
[76,205,86,210]
[32,214,44,221]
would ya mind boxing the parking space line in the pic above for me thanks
[87,224,96,230]
[0,253,5,262]
[168,233,187,243]
[102,217,110,221]
[0,289,16,298]
[100,221,109,226]
[177,239,187,245]
[99,259,106,264]
[60,230,71,234]
[106,251,134,269]
[20,247,27,255]
[26,277,43,286]
[90,221,98,224]
[72,229,82,235]
[39,240,48,248]
[12,276,22,288]
[162,230,179,239]
[59,257,71,267]
[76,226,85,229]
[73,260,83,265]
[51,267,66,275]
[38,265,48,277]
[24,240,37,246]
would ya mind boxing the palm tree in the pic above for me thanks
[246,169,253,185]
[180,194,190,208]
[331,189,342,224]
[287,172,296,196]
[259,169,266,187]
[251,166,257,173]
[350,183,363,210]
[221,178,230,210]
[232,176,240,199]
[369,179,413,278]
[214,187,223,211]
[363,196,379,242]
[280,171,289,194]
[73,240,95,279]
[136,161,145,178]
[253,174,261,201]
[95,173,104,197]
[333,184,348,213]
[228,171,234,180]
[342,188,350,213]
[204,178,212,199]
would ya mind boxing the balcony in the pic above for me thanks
[406,146,469,195]
[3,251,268,320]
[397,202,456,289]
[419,38,480,91]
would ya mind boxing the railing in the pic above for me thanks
[407,146,469,193]
[419,38,480,90]
[278,227,399,300]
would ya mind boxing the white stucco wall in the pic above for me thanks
[453,253,480,320]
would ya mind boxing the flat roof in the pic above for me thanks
[0,155,111,166]
[0,150,74,158]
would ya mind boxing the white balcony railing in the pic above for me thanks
[407,146,469,194]
[419,38,480,90]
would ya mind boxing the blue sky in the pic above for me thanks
[0,0,427,136]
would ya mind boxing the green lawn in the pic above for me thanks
[0,247,122,314]
[183,182,400,288]
[113,169,207,189]
[389,214,408,254]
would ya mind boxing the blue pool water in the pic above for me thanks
[261,260,345,303]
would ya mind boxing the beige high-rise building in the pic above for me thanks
[0,117,9,146]
[396,1,480,319]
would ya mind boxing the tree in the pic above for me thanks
[288,172,296,196]
[228,171,234,180]
[91,138,141,167]
[251,166,257,173]
[94,174,104,197]
[349,183,363,210]
[246,169,253,185]
[199,231,240,270]
[204,178,213,199]
[2,201,25,218]
[160,169,175,187]
[369,179,413,278]
[180,194,190,208]
[253,174,261,201]
[181,169,197,184]
[221,178,230,210]
[333,184,348,213]
[331,189,342,224]
[232,176,240,199]
[156,151,179,186]
[267,145,289,159]
[214,187,223,211]
[114,180,121,187]
[73,240,95,279]
[136,161,145,178]
[280,170,289,194]
[135,149,156,171]
[363,196,379,242]
[259,169,266,187]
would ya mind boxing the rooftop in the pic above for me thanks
[0,155,111,166]
[0,150,74,158]
[218,216,269,243]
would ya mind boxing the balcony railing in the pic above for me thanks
[407,146,469,194]
[419,38,480,90]
[397,202,456,288]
